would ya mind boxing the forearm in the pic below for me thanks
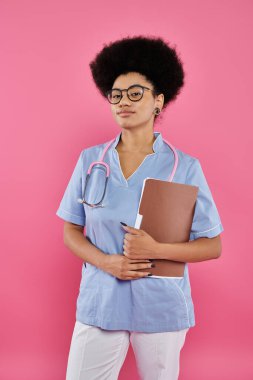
[154,236,222,263]
[64,228,107,270]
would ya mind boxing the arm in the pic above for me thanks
[155,235,222,263]
[122,225,222,263]
[63,221,108,269]
[63,221,153,280]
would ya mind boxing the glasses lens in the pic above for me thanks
[108,89,121,104]
[128,86,143,101]
[84,164,107,205]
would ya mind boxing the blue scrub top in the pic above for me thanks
[56,131,224,333]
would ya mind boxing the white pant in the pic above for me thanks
[66,320,189,380]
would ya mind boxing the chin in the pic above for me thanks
[118,124,134,130]
[117,120,135,127]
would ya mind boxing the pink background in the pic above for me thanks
[1,1,252,379]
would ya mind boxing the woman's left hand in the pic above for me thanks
[122,224,159,260]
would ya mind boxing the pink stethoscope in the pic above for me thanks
[78,135,178,208]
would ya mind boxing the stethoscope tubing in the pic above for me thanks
[78,135,178,206]
[87,136,178,180]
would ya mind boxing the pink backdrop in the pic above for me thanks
[1,1,252,379]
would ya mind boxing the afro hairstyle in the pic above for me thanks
[89,35,185,113]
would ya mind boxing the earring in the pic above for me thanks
[154,107,161,115]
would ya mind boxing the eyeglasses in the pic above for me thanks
[106,84,154,104]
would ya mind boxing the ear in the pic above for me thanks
[155,93,164,110]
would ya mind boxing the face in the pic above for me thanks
[109,72,164,130]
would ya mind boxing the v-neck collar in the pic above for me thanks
[111,130,164,153]
[110,131,164,186]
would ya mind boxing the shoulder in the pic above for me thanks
[174,146,202,177]
[79,138,114,160]
[176,147,199,166]
[175,148,209,186]
[160,138,201,183]
[162,140,199,168]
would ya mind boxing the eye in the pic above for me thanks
[128,86,143,98]
[131,92,141,97]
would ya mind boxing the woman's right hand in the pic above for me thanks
[102,254,154,280]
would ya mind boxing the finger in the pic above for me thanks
[123,242,129,250]
[123,256,152,263]
[130,263,154,270]
[127,270,151,279]
[121,225,142,235]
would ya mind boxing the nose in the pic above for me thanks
[119,90,131,105]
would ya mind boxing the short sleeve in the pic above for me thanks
[186,158,224,240]
[56,150,86,226]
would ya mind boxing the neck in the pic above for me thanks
[117,128,156,153]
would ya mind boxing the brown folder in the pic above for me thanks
[135,178,199,277]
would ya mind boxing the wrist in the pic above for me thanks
[152,241,162,259]
[154,241,171,260]
[94,252,110,271]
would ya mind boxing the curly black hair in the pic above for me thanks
[89,35,185,115]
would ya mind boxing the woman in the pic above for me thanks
[56,35,224,380]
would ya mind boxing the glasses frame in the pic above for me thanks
[106,84,156,104]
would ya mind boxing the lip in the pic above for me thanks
[118,111,135,116]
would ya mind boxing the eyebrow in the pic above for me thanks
[111,83,144,90]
